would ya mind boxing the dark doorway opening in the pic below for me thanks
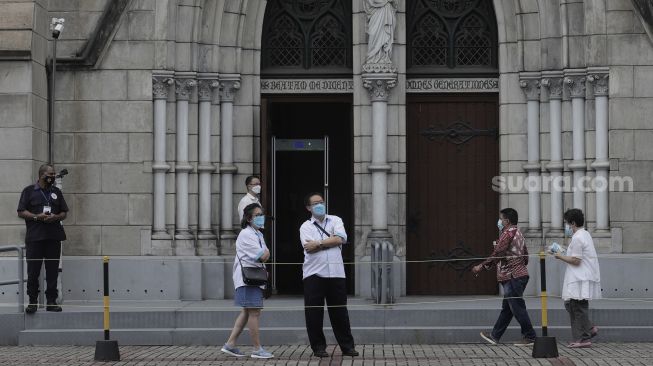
[262,97,354,295]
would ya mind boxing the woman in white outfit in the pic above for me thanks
[221,203,273,359]
[553,209,601,348]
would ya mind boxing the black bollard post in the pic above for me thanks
[94,256,120,361]
[532,251,559,358]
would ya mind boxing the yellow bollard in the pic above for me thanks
[94,256,120,361]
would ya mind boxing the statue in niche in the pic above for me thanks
[364,0,397,66]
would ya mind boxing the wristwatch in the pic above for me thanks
[318,240,323,250]
[33,215,38,221]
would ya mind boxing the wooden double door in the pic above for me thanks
[407,95,499,295]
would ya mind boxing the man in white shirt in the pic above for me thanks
[237,176,261,221]
[299,192,358,358]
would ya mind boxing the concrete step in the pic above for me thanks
[18,326,653,346]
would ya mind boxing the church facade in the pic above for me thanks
[1,0,653,301]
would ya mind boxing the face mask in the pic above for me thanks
[564,224,573,237]
[497,219,504,231]
[251,185,261,194]
[44,176,55,186]
[252,215,265,228]
[312,203,326,217]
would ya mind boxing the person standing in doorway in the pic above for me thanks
[299,192,358,358]
[237,175,261,221]
[472,208,536,346]
[221,203,274,359]
[17,164,68,313]
[553,208,601,348]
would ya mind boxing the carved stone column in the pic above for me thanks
[197,74,219,255]
[541,72,564,234]
[520,73,542,235]
[363,74,397,237]
[218,75,240,255]
[588,68,610,232]
[564,70,587,212]
[151,72,174,255]
[174,74,196,255]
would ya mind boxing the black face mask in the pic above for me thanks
[44,176,55,186]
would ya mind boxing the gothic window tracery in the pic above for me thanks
[262,0,352,74]
[408,0,497,73]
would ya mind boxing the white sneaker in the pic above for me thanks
[251,347,274,359]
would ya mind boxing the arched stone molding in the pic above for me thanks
[198,0,226,72]
[174,0,203,71]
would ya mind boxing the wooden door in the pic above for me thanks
[406,94,499,295]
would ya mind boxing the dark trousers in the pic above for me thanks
[565,299,593,341]
[303,275,355,352]
[26,240,61,302]
[491,276,537,341]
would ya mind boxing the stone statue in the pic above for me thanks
[364,0,397,67]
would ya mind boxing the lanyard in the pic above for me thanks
[313,218,330,239]
[39,189,51,206]
[251,226,263,248]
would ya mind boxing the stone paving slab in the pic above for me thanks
[1,343,652,365]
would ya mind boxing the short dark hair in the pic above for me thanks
[304,192,324,207]
[564,208,584,227]
[38,164,53,177]
[240,203,262,229]
[500,208,518,225]
[245,175,259,186]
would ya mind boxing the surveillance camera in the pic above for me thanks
[51,18,64,39]
[52,23,64,38]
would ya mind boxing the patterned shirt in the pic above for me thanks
[481,225,529,282]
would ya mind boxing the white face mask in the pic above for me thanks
[251,185,261,194]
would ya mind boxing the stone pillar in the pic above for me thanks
[197,74,219,255]
[363,74,397,236]
[564,70,587,212]
[151,73,174,254]
[218,75,240,254]
[174,74,196,255]
[588,68,610,233]
[541,72,564,234]
[520,73,541,235]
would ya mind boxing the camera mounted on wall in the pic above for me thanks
[50,18,65,39]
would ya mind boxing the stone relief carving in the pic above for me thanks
[198,79,220,101]
[541,77,563,99]
[363,78,397,101]
[219,80,241,102]
[363,0,398,73]
[587,73,609,96]
[152,77,173,99]
[564,76,586,98]
[174,78,197,100]
[519,79,541,101]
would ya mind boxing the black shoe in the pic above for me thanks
[25,304,38,314]
[342,349,359,357]
[46,302,62,312]
[312,350,329,358]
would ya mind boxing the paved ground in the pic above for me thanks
[1,343,652,365]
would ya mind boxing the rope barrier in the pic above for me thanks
[1,295,652,310]
[3,253,653,265]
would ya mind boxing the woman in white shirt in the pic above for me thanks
[220,203,273,359]
[553,209,601,348]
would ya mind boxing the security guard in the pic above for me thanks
[17,164,68,313]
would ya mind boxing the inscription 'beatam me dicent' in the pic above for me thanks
[261,79,354,94]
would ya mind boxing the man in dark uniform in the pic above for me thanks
[17,164,68,313]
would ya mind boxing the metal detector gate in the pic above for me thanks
[271,137,329,292]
